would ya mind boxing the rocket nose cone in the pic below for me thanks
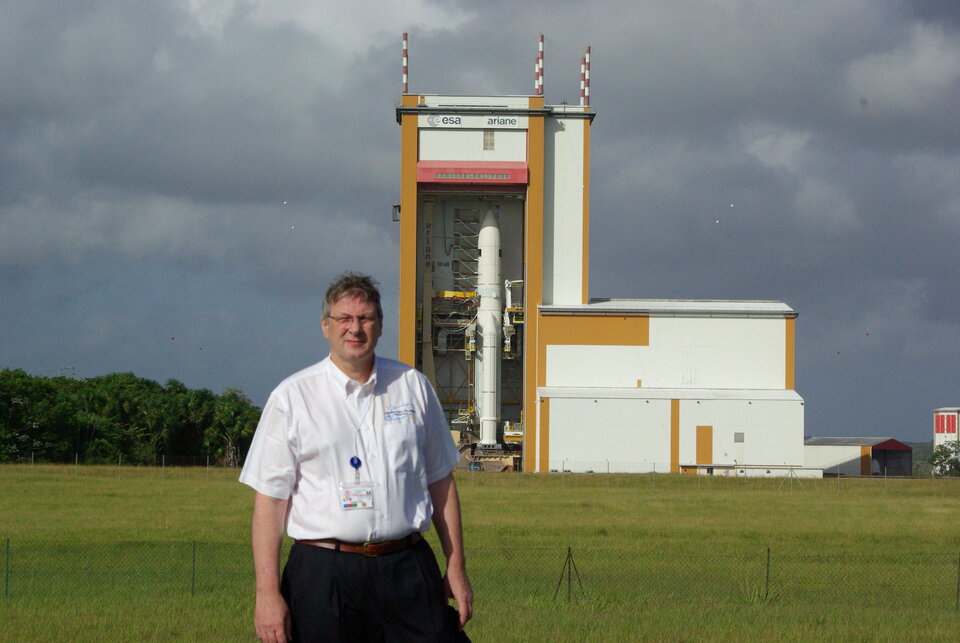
[479,208,501,248]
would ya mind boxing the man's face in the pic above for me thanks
[321,293,382,374]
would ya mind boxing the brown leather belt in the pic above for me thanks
[296,532,422,557]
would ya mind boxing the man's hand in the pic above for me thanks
[255,590,292,643]
[444,560,474,629]
[252,493,291,642]
[429,473,473,629]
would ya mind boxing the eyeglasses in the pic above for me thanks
[326,314,379,328]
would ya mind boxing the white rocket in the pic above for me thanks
[475,206,501,448]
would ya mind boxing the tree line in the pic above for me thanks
[0,369,261,467]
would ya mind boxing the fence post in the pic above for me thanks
[191,541,197,596]
[4,538,9,598]
[765,547,771,600]
[955,552,959,612]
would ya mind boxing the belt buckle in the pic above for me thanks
[362,541,376,557]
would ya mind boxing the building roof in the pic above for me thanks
[804,437,912,451]
[540,299,796,318]
[538,387,803,402]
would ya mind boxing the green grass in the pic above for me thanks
[2,465,959,641]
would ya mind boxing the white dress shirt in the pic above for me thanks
[239,356,461,542]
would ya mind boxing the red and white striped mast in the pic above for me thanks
[579,54,585,105]
[402,32,409,94]
[534,34,544,95]
[583,45,591,107]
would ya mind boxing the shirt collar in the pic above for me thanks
[326,355,378,398]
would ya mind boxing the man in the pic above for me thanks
[240,273,472,642]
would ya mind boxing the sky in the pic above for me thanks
[2,0,958,443]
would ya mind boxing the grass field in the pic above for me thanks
[1,465,959,641]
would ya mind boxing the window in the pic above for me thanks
[483,130,494,151]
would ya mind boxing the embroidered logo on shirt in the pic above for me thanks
[384,403,416,422]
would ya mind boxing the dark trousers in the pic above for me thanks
[281,537,459,642]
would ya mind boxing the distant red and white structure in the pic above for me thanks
[934,408,959,448]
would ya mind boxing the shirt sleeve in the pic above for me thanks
[238,392,297,499]
[418,372,462,484]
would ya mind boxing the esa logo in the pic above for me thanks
[427,115,462,127]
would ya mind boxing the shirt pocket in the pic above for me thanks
[382,421,424,476]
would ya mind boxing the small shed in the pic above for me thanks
[804,437,913,477]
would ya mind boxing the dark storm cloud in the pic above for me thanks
[902,0,960,28]
[1,2,399,205]
[0,1,401,276]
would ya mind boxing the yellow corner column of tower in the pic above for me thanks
[398,94,420,367]
[524,96,545,473]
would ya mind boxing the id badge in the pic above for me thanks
[339,481,376,511]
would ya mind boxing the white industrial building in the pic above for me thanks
[395,35,807,474]
[539,300,805,475]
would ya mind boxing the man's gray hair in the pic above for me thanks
[323,273,383,322]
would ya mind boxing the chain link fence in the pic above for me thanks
[3,539,958,611]
[14,458,960,488]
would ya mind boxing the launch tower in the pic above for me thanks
[396,35,805,476]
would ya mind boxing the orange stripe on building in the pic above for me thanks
[860,446,872,476]
[398,94,420,366]
[524,96,545,473]
[671,399,680,473]
[539,314,649,349]
[785,317,795,390]
[539,397,550,473]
